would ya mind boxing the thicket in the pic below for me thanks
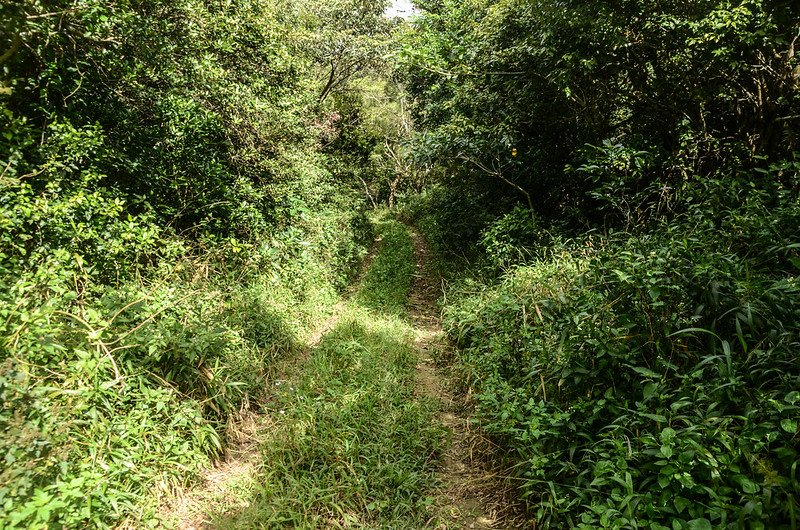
[0,0,397,527]
[399,0,800,528]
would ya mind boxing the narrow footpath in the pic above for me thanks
[163,218,516,529]
[407,230,520,530]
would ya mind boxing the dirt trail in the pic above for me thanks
[165,309,354,529]
[407,230,521,530]
[162,241,383,530]
[161,409,267,530]
[161,231,522,529]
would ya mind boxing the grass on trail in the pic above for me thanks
[356,219,416,315]
[211,218,446,529]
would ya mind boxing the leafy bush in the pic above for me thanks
[479,205,547,270]
[442,183,800,528]
[397,184,499,257]
[400,0,800,218]
[0,199,371,527]
[401,0,800,526]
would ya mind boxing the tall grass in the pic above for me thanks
[428,182,800,528]
[356,217,416,315]
[0,206,370,528]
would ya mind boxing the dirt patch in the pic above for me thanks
[408,229,527,529]
[307,300,347,347]
[158,408,267,529]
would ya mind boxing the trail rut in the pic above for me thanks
[161,227,522,529]
[407,229,521,529]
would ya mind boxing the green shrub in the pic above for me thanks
[0,201,370,527]
[0,0,384,524]
[442,184,800,528]
[479,205,548,270]
[397,184,499,257]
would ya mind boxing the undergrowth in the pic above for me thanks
[1,0,385,526]
[0,206,370,528]
[356,217,416,315]
[415,180,800,528]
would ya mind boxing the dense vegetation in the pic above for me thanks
[399,0,800,528]
[0,0,400,526]
[3,0,799,528]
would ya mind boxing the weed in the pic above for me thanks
[356,216,416,315]
[431,182,800,528]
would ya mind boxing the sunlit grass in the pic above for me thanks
[210,219,446,529]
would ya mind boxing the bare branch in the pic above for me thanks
[457,154,534,211]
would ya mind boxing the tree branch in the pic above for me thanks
[458,154,534,211]
[0,31,22,66]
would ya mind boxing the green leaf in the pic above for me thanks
[733,474,760,494]
[640,412,667,423]
[780,419,797,433]
[630,365,661,378]
[660,427,676,443]
[687,518,712,530]
[613,269,631,282]
[674,496,691,513]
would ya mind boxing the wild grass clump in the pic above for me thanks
[356,216,415,315]
[440,183,800,528]
[216,315,443,529]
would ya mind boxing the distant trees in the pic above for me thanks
[300,0,393,104]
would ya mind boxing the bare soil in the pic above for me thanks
[407,230,526,529]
